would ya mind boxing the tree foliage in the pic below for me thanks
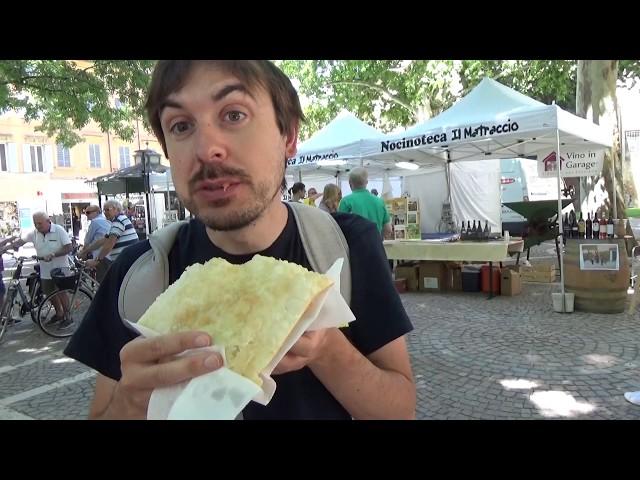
[0,60,155,147]
[278,60,640,141]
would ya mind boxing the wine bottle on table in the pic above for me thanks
[585,212,592,239]
[571,211,578,239]
[593,211,600,239]
[607,213,614,239]
[578,212,585,239]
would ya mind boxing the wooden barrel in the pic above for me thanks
[564,239,629,313]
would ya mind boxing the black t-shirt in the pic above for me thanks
[64,203,413,420]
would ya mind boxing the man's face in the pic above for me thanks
[33,217,50,234]
[103,206,117,221]
[159,64,298,231]
[308,188,317,196]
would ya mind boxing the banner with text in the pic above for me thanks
[536,148,605,178]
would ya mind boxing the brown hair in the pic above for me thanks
[145,61,304,192]
[322,183,342,213]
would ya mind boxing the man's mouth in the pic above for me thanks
[193,178,245,202]
[195,178,242,192]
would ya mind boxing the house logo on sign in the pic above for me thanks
[543,151,565,172]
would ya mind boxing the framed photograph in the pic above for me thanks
[408,200,418,212]
[579,243,619,271]
[407,212,418,224]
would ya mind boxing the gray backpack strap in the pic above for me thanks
[118,220,189,324]
[288,202,351,306]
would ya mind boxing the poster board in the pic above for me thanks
[579,243,619,271]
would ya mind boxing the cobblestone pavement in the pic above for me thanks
[2,243,640,420]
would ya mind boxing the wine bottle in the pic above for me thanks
[593,211,600,239]
[607,213,614,239]
[484,220,490,239]
[578,212,585,239]
[461,220,467,237]
[585,212,592,239]
[571,211,578,239]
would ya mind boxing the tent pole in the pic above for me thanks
[613,106,622,219]
[556,129,566,312]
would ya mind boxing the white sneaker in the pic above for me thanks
[624,391,640,406]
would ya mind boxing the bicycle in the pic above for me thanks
[0,253,45,342]
[36,255,97,338]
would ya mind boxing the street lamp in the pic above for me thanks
[134,146,162,237]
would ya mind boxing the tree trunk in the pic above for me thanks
[576,60,625,219]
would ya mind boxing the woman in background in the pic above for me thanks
[319,184,342,214]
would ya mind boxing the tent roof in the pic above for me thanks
[296,109,382,154]
[404,77,545,135]
[287,110,394,180]
[360,77,613,170]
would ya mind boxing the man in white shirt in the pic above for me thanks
[11,211,73,328]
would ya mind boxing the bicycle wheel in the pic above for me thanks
[37,288,93,338]
[0,290,17,342]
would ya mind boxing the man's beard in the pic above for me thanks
[184,162,283,231]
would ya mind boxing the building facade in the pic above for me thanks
[0,108,165,236]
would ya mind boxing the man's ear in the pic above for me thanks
[284,122,299,159]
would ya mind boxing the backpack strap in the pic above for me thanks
[118,220,188,323]
[288,202,351,306]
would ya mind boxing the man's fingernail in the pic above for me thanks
[204,355,220,369]
[195,335,210,347]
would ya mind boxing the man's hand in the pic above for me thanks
[43,254,54,262]
[78,250,89,260]
[105,331,223,419]
[272,328,332,375]
[85,259,99,269]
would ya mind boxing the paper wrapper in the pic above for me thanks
[125,258,355,420]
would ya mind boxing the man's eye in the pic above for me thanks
[169,121,192,134]
[225,111,247,122]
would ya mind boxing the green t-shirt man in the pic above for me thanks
[338,188,390,233]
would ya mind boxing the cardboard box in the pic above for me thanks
[395,264,420,292]
[419,261,447,292]
[520,269,556,283]
[501,269,522,296]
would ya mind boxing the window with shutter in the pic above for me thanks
[0,144,6,171]
[30,145,45,172]
[89,144,101,168]
[57,144,71,167]
[119,146,130,168]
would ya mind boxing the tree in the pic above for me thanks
[0,60,155,147]
[576,60,625,217]
[277,60,579,141]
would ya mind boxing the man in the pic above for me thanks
[84,200,139,282]
[339,167,392,237]
[10,212,73,327]
[289,182,306,202]
[78,205,111,260]
[64,60,415,420]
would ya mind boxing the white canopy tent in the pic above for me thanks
[360,77,613,311]
[285,110,407,197]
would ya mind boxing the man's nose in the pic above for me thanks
[195,123,228,165]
